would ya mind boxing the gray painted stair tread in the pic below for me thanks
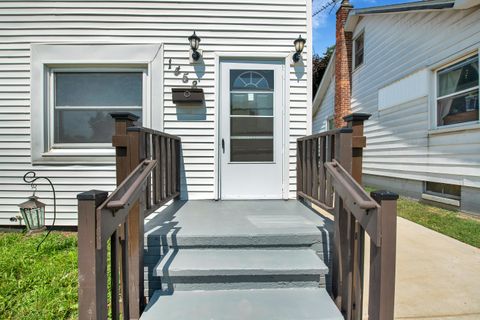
[154,248,328,277]
[141,288,343,320]
[144,200,328,246]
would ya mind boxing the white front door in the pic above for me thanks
[219,61,284,199]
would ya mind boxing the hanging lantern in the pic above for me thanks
[18,194,47,233]
[17,171,57,251]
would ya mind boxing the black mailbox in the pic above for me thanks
[172,88,204,103]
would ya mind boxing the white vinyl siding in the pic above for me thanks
[313,6,480,192]
[351,7,480,189]
[0,0,310,225]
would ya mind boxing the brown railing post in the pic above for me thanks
[343,113,370,184]
[77,190,109,320]
[112,112,140,319]
[332,129,352,309]
[111,113,146,319]
[111,113,139,184]
[343,113,370,320]
[126,128,147,318]
[369,190,399,320]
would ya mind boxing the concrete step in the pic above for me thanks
[154,248,328,290]
[141,288,343,320]
[155,248,328,277]
[144,200,330,248]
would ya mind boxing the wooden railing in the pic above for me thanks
[297,113,398,320]
[77,113,181,320]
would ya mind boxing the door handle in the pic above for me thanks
[221,138,225,154]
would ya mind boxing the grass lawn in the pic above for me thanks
[366,187,480,248]
[0,232,78,319]
[396,197,480,248]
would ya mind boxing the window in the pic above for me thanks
[229,70,274,162]
[354,32,364,69]
[327,116,335,130]
[436,54,479,127]
[423,182,461,207]
[51,70,143,145]
[30,43,163,164]
[425,181,461,199]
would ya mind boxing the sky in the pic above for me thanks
[313,0,419,55]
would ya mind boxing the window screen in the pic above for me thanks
[54,72,143,144]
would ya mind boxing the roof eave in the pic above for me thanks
[345,0,457,32]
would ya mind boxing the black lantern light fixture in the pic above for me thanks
[188,31,201,61]
[293,35,306,63]
[17,171,57,251]
[18,192,46,233]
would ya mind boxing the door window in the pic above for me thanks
[229,70,274,162]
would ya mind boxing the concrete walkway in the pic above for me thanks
[364,217,480,320]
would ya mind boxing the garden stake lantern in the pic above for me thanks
[18,192,46,233]
[18,171,57,251]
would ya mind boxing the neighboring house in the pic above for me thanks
[0,1,313,226]
[313,0,480,215]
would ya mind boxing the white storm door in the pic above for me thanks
[219,61,284,199]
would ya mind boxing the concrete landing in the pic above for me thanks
[144,200,329,247]
[141,288,343,320]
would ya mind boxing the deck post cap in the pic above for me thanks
[343,113,371,122]
[77,190,108,205]
[370,190,399,202]
[110,112,140,121]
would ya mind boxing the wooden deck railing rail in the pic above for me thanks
[297,127,353,210]
[297,113,398,320]
[77,113,181,320]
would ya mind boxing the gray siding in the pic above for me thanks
[314,6,480,194]
[0,0,311,225]
[312,76,334,133]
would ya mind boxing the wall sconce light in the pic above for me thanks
[188,31,202,62]
[293,35,306,63]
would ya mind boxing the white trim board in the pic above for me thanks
[30,43,163,164]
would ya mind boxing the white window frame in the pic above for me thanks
[31,43,163,164]
[327,115,335,130]
[353,31,365,71]
[432,52,479,131]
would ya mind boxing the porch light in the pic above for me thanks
[18,194,46,233]
[188,31,201,61]
[293,35,306,63]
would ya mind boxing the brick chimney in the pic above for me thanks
[334,0,353,128]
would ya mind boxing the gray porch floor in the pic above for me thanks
[144,200,331,247]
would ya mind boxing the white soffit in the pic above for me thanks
[378,69,429,111]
